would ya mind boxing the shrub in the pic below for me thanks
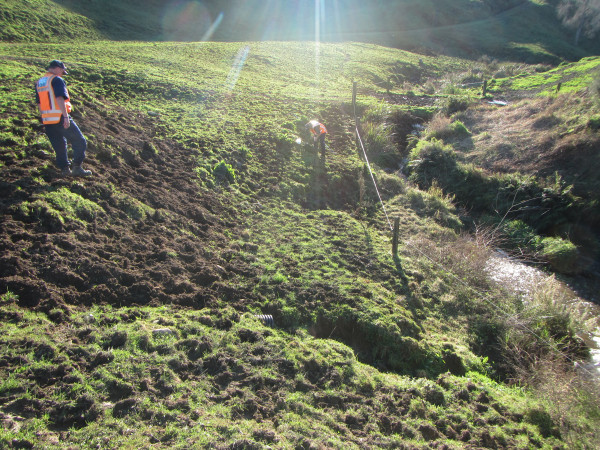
[428,116,471,141]
[407,184,462,229]
[213,161,236,185]
[407,138,457,187]
[540,237,580,274]
[491,275,590,384]
[525,409,559,438]
[591,72,600,103]
[407,141,580,234]
[379,170,406,197]
[450,120,470,136]
[497,220,542,255]
[443,96,470,115]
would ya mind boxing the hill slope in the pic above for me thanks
[1,38,600,448]
[1,0,599,62]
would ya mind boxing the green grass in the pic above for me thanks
[2,9,600,448]
[490,56,600,95]
[1,300,581,448]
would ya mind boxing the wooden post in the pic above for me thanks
[352,81,357,119]
[482,79,487,97]
[392,217,400,257]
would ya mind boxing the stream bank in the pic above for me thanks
[485,251,600,378]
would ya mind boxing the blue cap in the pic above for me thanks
[48,60,68,73]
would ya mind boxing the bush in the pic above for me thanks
[213,161,236,185]
[443,96,470,115]
[450,120,470,136]
[525,409,560,438]
[407,184,462,230]
[428,116,471,141]
[407,139,458,187]
[591,72,600,103]
[540,237,580,274]
[498,220,542,254]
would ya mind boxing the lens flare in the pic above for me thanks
[313,0,326,102]
[225,46,250,93]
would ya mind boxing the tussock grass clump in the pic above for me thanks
[427,115,471,141]
[406,183,462,230]
[360,101,403,169]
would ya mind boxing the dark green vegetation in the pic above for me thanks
[2,0,600,448]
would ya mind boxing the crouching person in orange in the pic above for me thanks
[35,60,91,177]
[305,120,327,159]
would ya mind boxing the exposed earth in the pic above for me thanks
[1,103,239,313]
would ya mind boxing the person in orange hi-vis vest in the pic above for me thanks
[35,60,91,177]
[305,120,327,158]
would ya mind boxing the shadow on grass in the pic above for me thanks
[393,254,409,286]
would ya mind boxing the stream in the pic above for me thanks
[485,250,600,378]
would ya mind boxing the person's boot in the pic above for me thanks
[72,165,92,177]
[60,166,72,177]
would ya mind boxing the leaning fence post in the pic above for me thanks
[392,217,400,256]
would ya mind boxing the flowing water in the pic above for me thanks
[485,250,600,379]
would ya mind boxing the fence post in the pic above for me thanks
[352,81,357,119]
[392,217,400,257]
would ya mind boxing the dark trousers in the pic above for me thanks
[314,133,326,158]
[44,117,87,169]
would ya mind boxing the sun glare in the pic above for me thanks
[315,0,322,87]
[225,45,250,93]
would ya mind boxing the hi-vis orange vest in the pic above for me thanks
[309,120,327,136]
[36,73,72,125]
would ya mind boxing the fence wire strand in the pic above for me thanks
[355,125,393,231]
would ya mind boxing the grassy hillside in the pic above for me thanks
[1,37,600,448]
[2,0,600,62]
[1,0,600,448]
